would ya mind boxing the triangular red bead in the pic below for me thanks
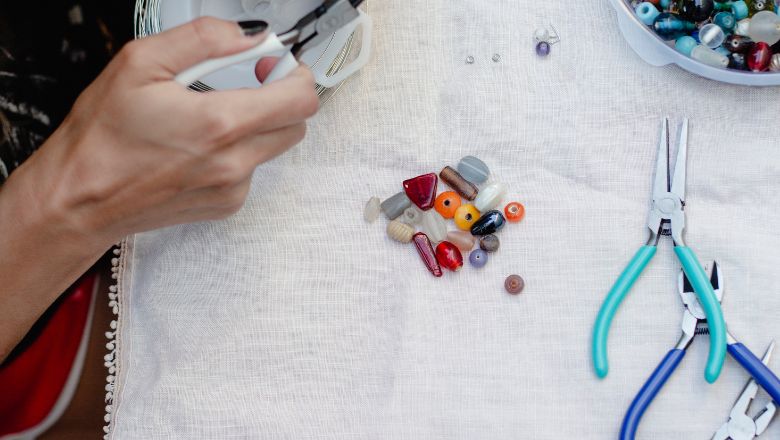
[403,173,438,211]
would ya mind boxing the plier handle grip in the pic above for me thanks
[592,119,727,383]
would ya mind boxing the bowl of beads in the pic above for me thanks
[611,0,780,85]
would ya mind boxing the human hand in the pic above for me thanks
[8,17,319,252]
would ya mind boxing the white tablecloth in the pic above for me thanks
[109,0,780,438]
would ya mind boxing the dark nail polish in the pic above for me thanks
[238,20,269,37]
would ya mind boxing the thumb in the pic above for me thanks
[133,17,269,76]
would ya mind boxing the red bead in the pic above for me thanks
[747,42,772,72]
[413,233,442,277]
[403,173,438,211]
[435,241,464,272]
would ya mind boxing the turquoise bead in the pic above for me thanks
[653,13,697,40]
[714,11,737,29]
[715,46,732,56]
[676,36,698,55]
[732,0,749,18]
[661,0,672,7]
[636,2,661,25]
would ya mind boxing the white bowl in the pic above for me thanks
[611,0,780,86]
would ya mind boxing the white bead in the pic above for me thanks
[421,210,447,244]
[363,197,381,223]
[474,182,508,212]
[534,27,550,42]
[771,54,780,72]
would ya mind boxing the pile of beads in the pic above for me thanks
[364,156,525,290]
[632,0,780,72]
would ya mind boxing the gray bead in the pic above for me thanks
[402,206,423,225]
[457,156,490,184]
[381,191,411,220]
[479,234,500,252]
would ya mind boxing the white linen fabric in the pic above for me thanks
[108,0,780,438]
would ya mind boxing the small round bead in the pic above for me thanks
[479,234,501,252]
[504,275,525,295]
[454,204,481,231]
[434,191,462,219]
[504,202,525,222]
[635,2,661,25]
[469,249,488,268]
[534,27,550,42]
[732,0,749,19]
[492,53,501,62]
[465,55,475,64]
[536,41,551,57]
[675,36,698,56]
[699,23,726,49]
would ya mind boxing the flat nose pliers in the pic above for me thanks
[592,118,727,383]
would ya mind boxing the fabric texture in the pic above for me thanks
[110,0,780,438]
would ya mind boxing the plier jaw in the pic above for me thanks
[645,118,688,247]
[280,0,363,58]
[675,262,722,350]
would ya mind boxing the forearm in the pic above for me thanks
[0,154,107,362]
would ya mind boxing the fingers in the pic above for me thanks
[229,122,307,166]
[129,17,268,76]
[197,66,318,141]
[255,57,280,82]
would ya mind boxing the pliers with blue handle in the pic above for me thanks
[619,262,780,440]
[593,118,727,384]
[713,341,777,440]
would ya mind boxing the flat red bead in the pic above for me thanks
[413,232,442,277]
[435,241,463,272]
[748,42,772,72]
[403,173,438,211]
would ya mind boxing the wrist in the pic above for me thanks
[1,131,114,258]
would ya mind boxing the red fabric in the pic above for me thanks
[0,274,96,436]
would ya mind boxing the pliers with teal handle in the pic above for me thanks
[619,262,780,439]
[592,118,727,384]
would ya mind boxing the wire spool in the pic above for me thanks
[134,0,366,99]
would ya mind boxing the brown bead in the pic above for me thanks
[439,166,478,201]
[504,275,525,295]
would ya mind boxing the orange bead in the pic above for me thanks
[454,204,480,230]
[504,202,525,222]
[434,191,462,219]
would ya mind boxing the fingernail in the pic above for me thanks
[238,20,269,37]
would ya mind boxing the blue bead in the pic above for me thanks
[636,2,661,25]
[715,46,731,56]
[470,210,506,236]
[661,0,672,7]
[469,249,488,268]
[653,13,697,40]
[731,0,749,19]
[714,12,736,30]
[675,36,698,56]
[535,41,551,57]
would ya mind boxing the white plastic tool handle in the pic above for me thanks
[174,32,298,86]
[313,10,372,88]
